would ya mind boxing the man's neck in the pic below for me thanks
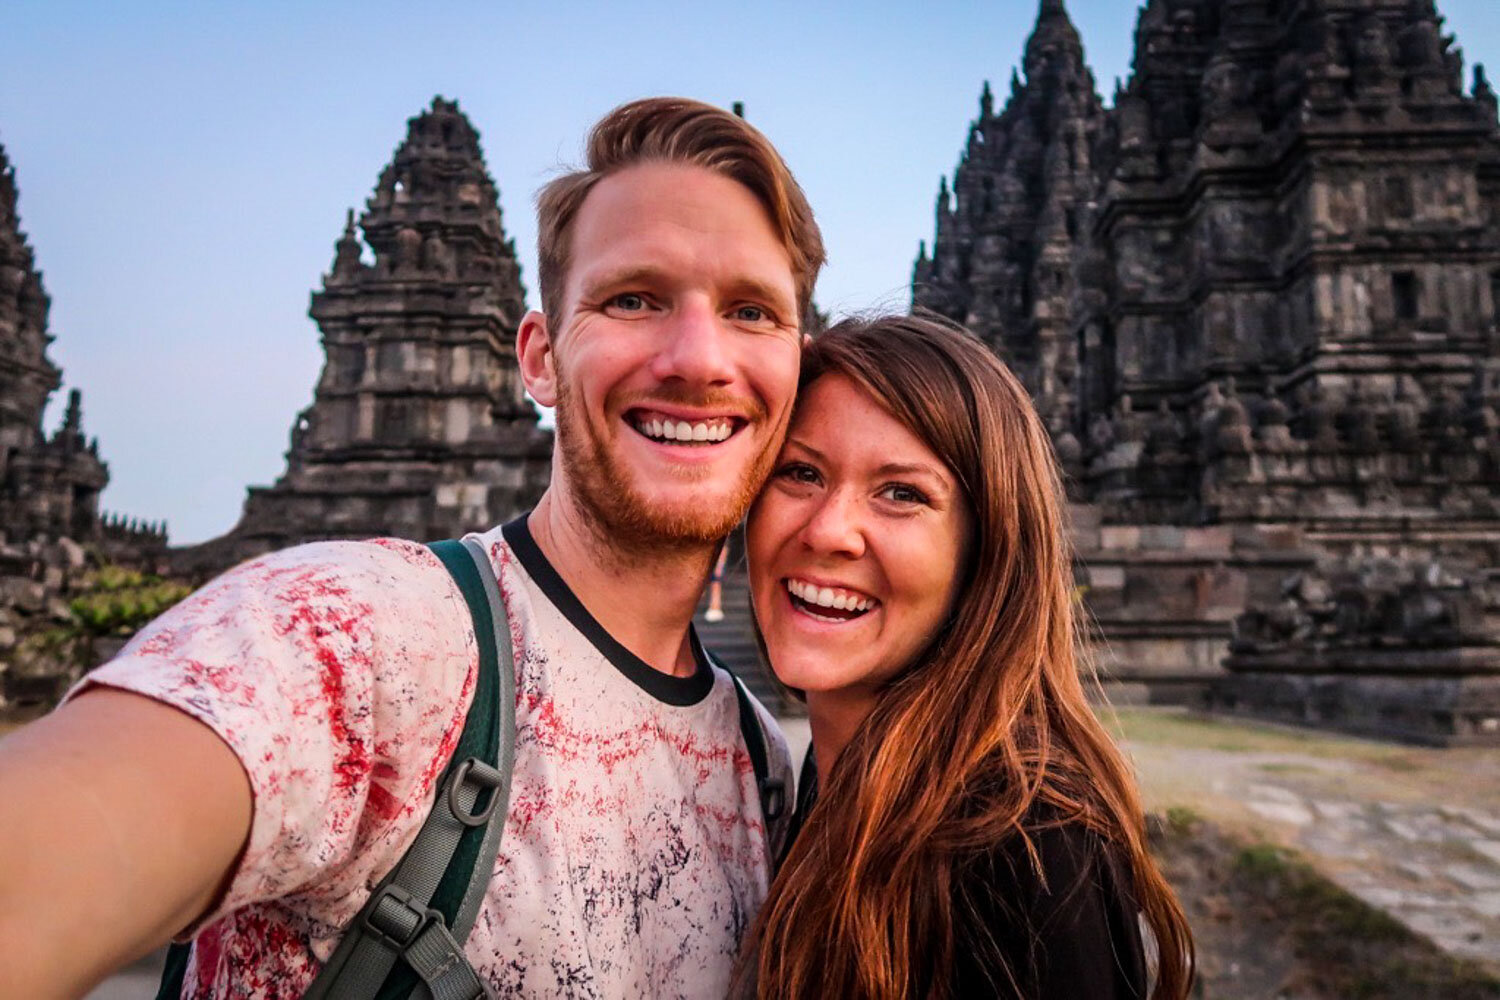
[526,490,717,677]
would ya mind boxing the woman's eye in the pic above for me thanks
[776,462,820,485]
[880,483,930,505]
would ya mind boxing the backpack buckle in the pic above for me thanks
[760,776,787,822]
[448,757,505,827]
[362,884,441,952]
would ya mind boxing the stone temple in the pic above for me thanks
[0,138,167,558]
[0,138,166,706]
[916,0,1500,744]
[0,143,108,547]
[177,98,553,576]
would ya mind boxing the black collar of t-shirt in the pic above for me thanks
[502,513,716,707]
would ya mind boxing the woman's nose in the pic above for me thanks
[798,490,867,560]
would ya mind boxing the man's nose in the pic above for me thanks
[799,490,867,561]
[649,298,735,386]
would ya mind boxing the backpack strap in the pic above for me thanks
[708,651,787,827]
[304,536,515,1000]
[157,538,513,1000]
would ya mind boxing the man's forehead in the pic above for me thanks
[566,165,796,302]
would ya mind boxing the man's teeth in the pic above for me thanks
[636,417,733,443]
[786,579,875,612]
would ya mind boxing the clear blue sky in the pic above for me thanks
[4,1,1498,544]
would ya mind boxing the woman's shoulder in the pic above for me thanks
[955,815,1148,998]
[958,818,1106,920]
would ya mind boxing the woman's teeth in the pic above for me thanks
[634,416,733,444]
[786,579,875,615]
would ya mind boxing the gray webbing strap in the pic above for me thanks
[403,919,490,1000]
[450,537,517,943]
[305,538,516,1000]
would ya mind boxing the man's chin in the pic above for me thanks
[623,489,749,544]
[588,481,754,549]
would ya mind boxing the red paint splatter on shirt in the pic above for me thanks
[68,530,789,998]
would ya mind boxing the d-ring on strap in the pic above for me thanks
[302,537,515,1000]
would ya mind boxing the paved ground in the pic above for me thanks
[86,951,163,999]
[1113,706,1500,974]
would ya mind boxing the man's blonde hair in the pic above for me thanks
[536,97,825,323]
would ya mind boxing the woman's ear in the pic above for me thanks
[517,310,559,406]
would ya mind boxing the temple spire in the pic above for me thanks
[191,96,553,572]
[1024,0,1086,80]
[0,141,112,544]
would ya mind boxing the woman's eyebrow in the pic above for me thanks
[783,437,825,461]
[875,461,950,483]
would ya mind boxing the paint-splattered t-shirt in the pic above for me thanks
[70,515,791,999]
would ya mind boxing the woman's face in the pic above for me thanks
[747,374,972,700]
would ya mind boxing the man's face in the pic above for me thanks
[536,162,802,549]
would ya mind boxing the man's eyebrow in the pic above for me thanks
[725,277,796,312]
[577,265,671,295]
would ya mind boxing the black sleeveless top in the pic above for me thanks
[782,750,1148,999]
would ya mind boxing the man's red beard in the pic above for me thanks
[552,374,781,551]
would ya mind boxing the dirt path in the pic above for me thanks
[1113,707,1500,975]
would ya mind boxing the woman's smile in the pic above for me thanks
[782,577,880,622]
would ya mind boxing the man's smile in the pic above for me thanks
[626,408,748,447]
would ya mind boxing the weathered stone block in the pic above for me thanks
[1088,565,1126,590]
[1139,526,1185,550]
[1210,672,1500,747]
[1099,526,1141,550]
[1184,526,1233,555]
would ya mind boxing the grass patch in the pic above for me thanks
[1111,707,1341,754]
[1112,707,1462,774]
[1164,805,1202,837]
[1234,842,1294,879]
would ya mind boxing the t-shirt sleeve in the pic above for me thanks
[954,823,1149,999]
[63,538,479,931]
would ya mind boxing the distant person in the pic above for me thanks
[0,97,822,998]
[741,315,1195,998]
[705,541,731,622]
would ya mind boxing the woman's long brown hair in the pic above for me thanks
[748,315,1193,998]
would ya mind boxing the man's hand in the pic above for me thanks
[0,688,252,998]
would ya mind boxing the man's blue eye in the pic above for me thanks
[736,305,766,322]
[613,294,645,311]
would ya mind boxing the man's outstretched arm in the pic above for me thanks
[0,688,252,999]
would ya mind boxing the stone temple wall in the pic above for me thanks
[916,0,1500,744]
[0,141,168,709]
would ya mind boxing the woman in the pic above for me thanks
[743,315,1193,998]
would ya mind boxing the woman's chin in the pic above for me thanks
[765,656,846,697]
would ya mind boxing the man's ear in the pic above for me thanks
[517,310,559,407]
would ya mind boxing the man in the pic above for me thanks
[0,97,824,997]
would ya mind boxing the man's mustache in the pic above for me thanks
[609,386,767,424]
